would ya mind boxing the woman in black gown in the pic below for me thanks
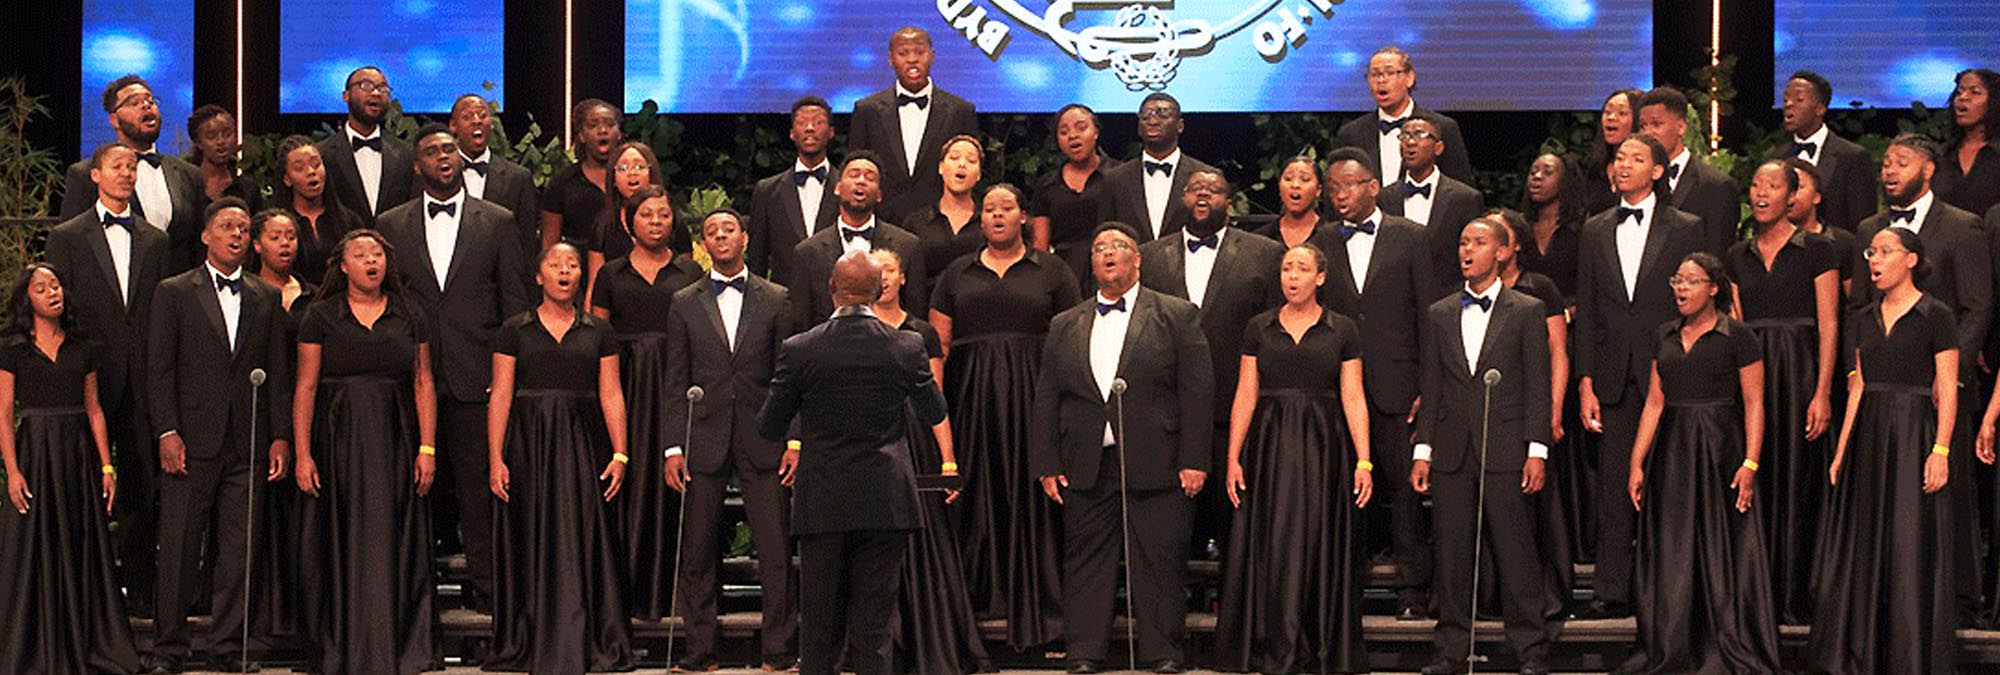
[589,185,704,620]
[1785,159,1857,298]
[1810,227,1958,674]
[541,100,619,251]
[589,142,688,295]
[1515,153,1586,301]
[1029,104,1116,286]
[1254,156,1325,249]
[1585,89,1645,215]
[1619,253,1779,674]
[486,241,634,674]
[928,183,1081,649]
[907,135,988,296]
[276,135,362,285]
[1216,244,1373,674]
[1725,160,1839,626]
[1935,68,2000,218]
[0,264,143,675]
[250,208,316,648]
[291,229,439,674]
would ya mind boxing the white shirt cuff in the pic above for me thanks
[1412,443,1433,463]
[664,446,684,459]
[1528,442,1549,460]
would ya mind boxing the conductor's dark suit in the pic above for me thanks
[1762,131,1875,232]
[1333,106,1474,182]
[757,305,946,675]
[1668,156,1743,255]
[788,220,927,328]
[317,130,415,227]
[59,154,206,271]
[665,273,798,665]
[1380,172,1487,301]
[1031,287,1213,666]
[746,165,840,282]
[847,86,978,223]
[1104,152,1219,243]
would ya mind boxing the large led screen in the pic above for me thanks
[279,0,505,113]
[1775,2,2000,108]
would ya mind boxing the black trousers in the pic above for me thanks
[154,453,252,661]
[1431,468,1552,665]
[797,529,909,675]
[679,451,797,663]
[1061,446,1193,665]
[430,399,493,598]
[106,391,157,606]
[1366,408,1432,605]
[1593,378,1645,606]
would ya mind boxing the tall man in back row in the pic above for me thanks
[848,26,978,224]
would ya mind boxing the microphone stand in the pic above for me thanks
[243,367,266,674]
[664,385,703,667]
[1468,368,1500,674]
[1110,377,1137,673]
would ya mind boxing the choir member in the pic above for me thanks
[1215,244,1373,674]
[41,142,171,618]
[58,75,206,272]
[316,67,415,227]
[1620,252,1779,674]
[1574,135,1704,618]
[661,208,800,670]
[248,208,315,645]
[870,247,989,675]
[276,134,363,285]
[1493,209,1579,615]
[379,123,531,612]
[1725,159,1839,625]
[1334,46,1473,183]
[1029,104,1118,284]
[252,210,319,313]
[1252,156,1326,249]
[1786,159,1858,297]
[929,183,1081,649]
[1410,217,1554,675]
[540,99,620,250]
[1768,71,1874,232]
[291,229,438,674]
[0,263,145,675]
[847,26,979,223]
[590,142,690,287]
[187,105,259,209]
[1636,87,1739,255]
[1136,170,1283,558]
[450,93,541,274]
[1105,93,1219,243]
[589,185,704,623]
[746,96,840,283]
[1810,226,1958,674]
[1936,68,2000,218]
[1585,89,1646,215]
[1306,147,1435,619]
[1379,115,1485,299]
[147,198,293,675]
[1516,152,1586,300]
[789,151,928,328]
[906,135,987,293]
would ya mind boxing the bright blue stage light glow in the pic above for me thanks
[1889,54,1972,108]
[1521,0,1595,30]
[279,0,504,113]
[1776,2,1999,109]
[81,0,192,156]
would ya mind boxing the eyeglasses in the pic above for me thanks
[349,81,392,96]
[1138,108,1178,121]
[1667,275,1711,288]
[1092,241,1135,254]
[116,94,158,110]
[614,162,650,174]
[1862,246,1907,260]
[1325,180,1375,194]
[1397,130,1438,144]
[1366,68,1409,81]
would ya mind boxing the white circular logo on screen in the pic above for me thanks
[937,0,1342,90]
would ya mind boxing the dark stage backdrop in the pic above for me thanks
[80,0,194,156]
[1774,1,2000,108]
[277,0,506,114]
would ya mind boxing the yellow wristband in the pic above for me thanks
[1933,444,1950,457]
[418,445,437,456]
[1356,460,1375,471]
[612,452,630,464]
[1741,459,1759,472]
[940,461,959,472]
[101,465,116,475]
[787,440,802,451]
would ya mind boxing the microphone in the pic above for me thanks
[1482,369,1501,387]
[686,385,705,402]
[249,368,267,386]
[1110,377,1128,395]
[242,366,267,672]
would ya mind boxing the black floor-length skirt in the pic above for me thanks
[894,410,991,674]
[297,377,436,674]
[1216,391,1366,674]
[1807,385,1955,675]
[1618,400,1778,675]
[611,333,680,620]
[947,335,1062,648]
[1746,319,1827,625]
[487,390,634,674]
[0,408,143,674]
[252,461,308,650]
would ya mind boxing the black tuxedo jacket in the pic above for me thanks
[60,155,206,272]
[147,270,292,457]
[377,196,531,402]
[42,210,172,408]
[1380,173,1487,300]
[475,154,542,271]
[316,132,416,226]
[665,273,795,474]
[1853,201,1991,375]
[1031,288,1214,492]
[746,166,840,282]
[847,86,979,223]
[1415,287,1552,473]
[1104,152,1219,243]
[787,220,927,328]
[1573,204,1704,405]
[1137,227,1283,414]
[1670,158,1743,255]
[1763,132,1875,233]
[1305,215,1436,416]
[758,309,945,534]
[1333,105,1474,181]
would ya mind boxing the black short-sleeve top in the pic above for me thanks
[1853,294,1959,388]
[904,207,985,284]
[286,202,363,285]
[496,310,620,392]
[541,164,606,246]
[1935,142,2000,219]
[930,248,1081,341]
[0,336,99,409]
[1240,307,1362,392]
[895,316,945,360]
[1512,271,1567,319]
[298,297,429,379]
[1653,315,1762,401]
[1813,226,1857,284]
[1726,230,1837,321]
[1029,159,1116,251]
[589,256,706,335]
[1517,219,1582,301]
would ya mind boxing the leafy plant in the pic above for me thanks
[0,74,62,218]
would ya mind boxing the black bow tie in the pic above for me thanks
[1144,160,1173,177]
[1096,297,1126,315]
[101,212,134,230]
[1377,117,1407,134]
[1338,220,1376,239]
[1186,233,1218,252]
[428,201,457,219]
[1460,290,1491,311]
[793,165,828,187]
[711,276,746,294]
[896,93,929,109]
[1890,208,1917,225]
[214,274,241,295]
[840,226,874,243]
[137,151,162,168]
[351,136,383,153]
[1403,181,1432,199]
[1666,161,1684,183]
[1791,142,1818,159]
[1617,206,1645,225]
[464,159,490,175]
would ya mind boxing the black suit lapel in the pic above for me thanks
[1327,233,1362,299]
[1472,295,1510,375]
[696,283,732,353]
[325,136,366,211]
[780,179,809,240]
[81,227,126,309]
[442,206,480,293]
[192,275,231,352]
[878,103,910,179]
[401,212,445,292]
[1205,232,1245,303]
[1159,238,1190,299]
[1072,307,1108,405]
[1361,227,1391,293]
[1114,289,1152,380]
[1634,212,1673,299]
[1446,303,1472,378]
[1598,218,1628,303]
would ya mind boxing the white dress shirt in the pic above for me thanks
[349,125,385,214]
[461,148,491,199]
[1667,148,1691,194]
[132,144,172,233]
[1892,190,1936,235]
[1183,228,1222,307]
[896,81,933,176]
[1793,124,1830,165]
[1403,167,1439,227]
[94,201,134,304]
[713,269,747,348]
[1344,211,1383,292]
[424,190,467,291]
[838,215,878,255]
[1378,99,1414,183]
[207,261,244,351]
[1090,287,1135,446]
[795,158,829,237]
[1412,280,1548,463]
[1141,148,1182,238]
[1615,193,1657,300]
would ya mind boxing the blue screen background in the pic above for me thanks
[278,0,506,114]
[1774,1,2000,109]
[81,0,194,156]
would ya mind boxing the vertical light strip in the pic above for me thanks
[564,0,574,143]
[234,0,243,142]
[1709,0,1722,151]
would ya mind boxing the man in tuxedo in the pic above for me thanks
[789,151,927,327]
[1334,47,1472,183]
[450,93,540,272]
[146,198,292,674]
[316,66,415,226]
[1573,134,1703,617]
[757,250,946,675]
[1377,115,1487,300]
[1035,222,1213,674]
[378,123,531,609]
[1136,170,1282,558]
[748,96,841,282]
[59,75,207,272]
[1105,93,1219,243]
[1637,87,1741,255]
[847,27,978,223]
[1305,147,1437,619]
[44,142,173,616]
[663,209,799,671]
[1410,218,1555,675]
[1767,71,1874,232]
